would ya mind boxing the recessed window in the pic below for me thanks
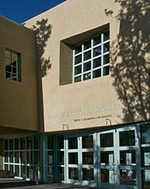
[73,30,110,83]
[5,49,21,82]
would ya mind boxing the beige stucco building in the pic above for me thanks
[0,0,150,188]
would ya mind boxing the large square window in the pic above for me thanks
[5,49,21,82]
[73,30,110,83]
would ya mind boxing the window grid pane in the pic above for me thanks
[5,49,21,82]
[73,29,109,83]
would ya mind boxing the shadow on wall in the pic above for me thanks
[32,19,52,77]
[106,0,150,122]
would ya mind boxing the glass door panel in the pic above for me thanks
[117,128,137,188]
[141,124,150,188]
[101,151,114,165]
[99,130,116,187]
[82,168,94,181]
[120,169,136,186]
[99,128,137,189]
[100,132,113,147]
[101,168,115,184]
[69,167,78,180]
[120,150,136,165]
[142,170,150,189]
[66,135,94,185]
[67,137,78,183]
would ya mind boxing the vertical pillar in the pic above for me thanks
[40,134,48,183]
[135,125,142,189]
[0,139,3,170]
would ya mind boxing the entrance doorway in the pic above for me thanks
[65,126,141,188]
[99,127,141,189]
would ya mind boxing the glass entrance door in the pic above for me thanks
[65,126,141,188]
[66,135,95,186]
[99,127,139,189]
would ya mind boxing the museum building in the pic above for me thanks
[0,0,150,189]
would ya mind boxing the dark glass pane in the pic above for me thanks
[119,130,135,146]
[93,35,101,46]
[5,164,8,171]
[15,165,19,177]
[101,169,109,183]
[10,152,13,163]
[100,133,113,147]
[75,45,82,54]
[84,50,91,61]
[103,66,109,76]
[120,150,136,165]
[4,140,8,150]
[27,151,32,164]
[75,54,82,64]
[58,151,64,164]
[75,65,81,75]
[15,138,19,149]
[4,152,8,162]
[82,135,93,148]
[5,65,11,72]
[104,54,109,65]
[74,76,81,82]
[84,40,91,50]
[48,166,54,181]
[48,136,54,149]
[103,42,109,53]
[21,151,26,165]
[15,152,19,163]
[34,135,39,149]
[93,58,101,68]
[34,151,39,164]
[48,151,54,164]
[68,137,77,149]
[9,139,13,150]
[69,168,78,179]
[58,167,64,180]
[120,169,136,186]
[83,152,93,164]
[13,67,16,74]
[20,138,25,149]
[12,61,16,67]
[83,61,91,72]
[12,74,17,81]
[10,165,13,174]
[83,168,94,181]
[69,153,78,164]
[6,72,11,79]
[21,165,26,178]
[27,137,32,149]
[57,136,64,149]
[93,69,101,78]
[93,46,101,57]
[101,151,114,165]
[104,30,109,41]
[141,124,150,144]
[83,72,91,80]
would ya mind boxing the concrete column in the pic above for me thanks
[40,133,48,183]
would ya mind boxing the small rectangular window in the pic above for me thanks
[5,49,21,82]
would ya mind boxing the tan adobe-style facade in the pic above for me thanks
[0,17,39,132]
[0,0,150,188]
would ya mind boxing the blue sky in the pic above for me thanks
[0,0,65,24]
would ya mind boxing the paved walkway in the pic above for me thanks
[0,178,103,189]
